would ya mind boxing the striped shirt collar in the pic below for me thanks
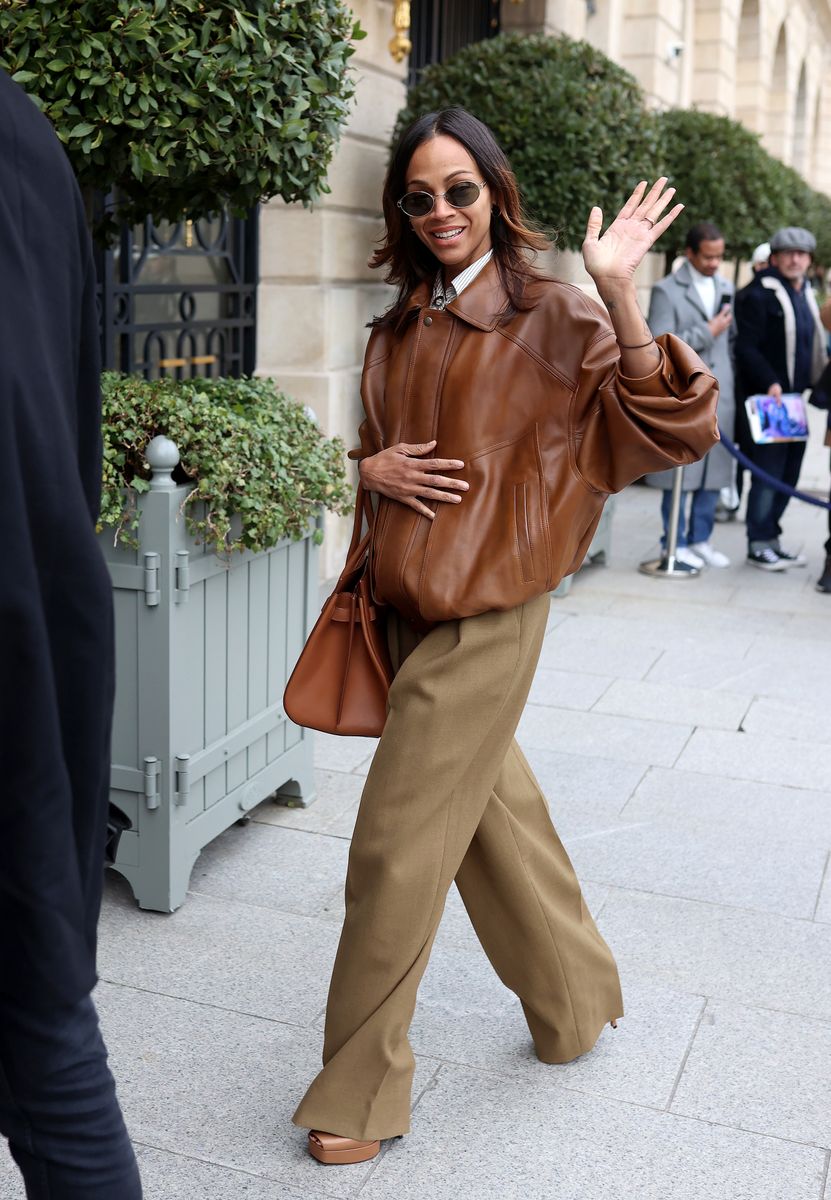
[430,248,494,311]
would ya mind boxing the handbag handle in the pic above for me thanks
[345,480,375,562]
[338,480,376,586]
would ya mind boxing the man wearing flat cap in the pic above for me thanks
[734,226,827,570]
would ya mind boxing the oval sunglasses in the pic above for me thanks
[397,180,486,219]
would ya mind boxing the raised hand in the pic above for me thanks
[582,178,684,286]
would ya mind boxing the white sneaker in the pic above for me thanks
[690,541,730,568]
[674,546,704,568]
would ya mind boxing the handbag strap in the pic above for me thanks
[338,480,375,585]
[345,480,374,561]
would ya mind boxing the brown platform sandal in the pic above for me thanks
[307,1131,381,1165]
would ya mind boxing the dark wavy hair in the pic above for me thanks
[369,107,551,329]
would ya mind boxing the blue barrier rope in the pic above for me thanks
[717,427,831,511]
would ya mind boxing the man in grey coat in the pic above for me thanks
[645,222,735,568]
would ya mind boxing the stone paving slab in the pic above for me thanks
[593,677,749,729]
[99,880,339,1022]
[527,665,614,710]
[741,696,831,744]
[815,866,831,925]
[517,745,647,818]
[622,766,831,847]
[535,629,665,680]
[355,1064,826,1200]
[670,1001,831,1150]
[251,769,365,835]
[191,821,349,918]
[409,930,705,1109]
[643,645,770,694]
[133,1147,332,1200]
[94,981,439,1200]
[676,727,831,791]
[600,888,831,1021]
[517,704,693,767]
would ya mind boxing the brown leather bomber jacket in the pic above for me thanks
[351,259,719,625]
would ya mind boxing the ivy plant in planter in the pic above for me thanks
[99,373,352,551]
[96,374,352,913]
[0,0,363,236]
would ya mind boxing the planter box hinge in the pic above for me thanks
[174,755,191,805]
[175,550,190,604]
[143,552,160,607]
[143,756,160,810]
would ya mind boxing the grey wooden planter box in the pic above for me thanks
[101,438,317,912]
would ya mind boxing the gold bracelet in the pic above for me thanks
[617,337,656,350]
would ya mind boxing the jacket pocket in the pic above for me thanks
[513,482,536,583]
[415,424,551,620]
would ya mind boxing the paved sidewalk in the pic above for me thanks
[2,441,830,1199]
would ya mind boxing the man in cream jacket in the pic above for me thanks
[734,226,827,570]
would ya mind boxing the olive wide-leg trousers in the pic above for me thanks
[292,594,623,1141]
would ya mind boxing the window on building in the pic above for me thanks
[95,206,259,380]
[408,0,501,86]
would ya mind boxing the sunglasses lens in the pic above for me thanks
[400,192,433,218]
[446,182,481,208]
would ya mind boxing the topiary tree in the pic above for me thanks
[395,32,661,251]
[655,108,831,270]
[0,0,363,236]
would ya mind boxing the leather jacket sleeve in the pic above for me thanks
[572,331,720,494]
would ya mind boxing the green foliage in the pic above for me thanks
[656,109,831,266]
[99,374,352,554]
[395,33,661,251]
[0,0,364,233]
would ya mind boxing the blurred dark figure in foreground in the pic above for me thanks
[0,70,142,1198]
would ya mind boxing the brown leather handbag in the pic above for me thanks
[283,484,393,737]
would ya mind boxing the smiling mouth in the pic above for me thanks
[430,228,464,242]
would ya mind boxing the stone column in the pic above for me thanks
[500,0,588,40]
[619,0,688,107]
[256,1,406,579]
[690,0,740,115]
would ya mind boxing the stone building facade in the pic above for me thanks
[256,0,831,574]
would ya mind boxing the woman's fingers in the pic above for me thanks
[633,177,668,220]
[584,205,603,246]
[415,486,463,503]
[644,185,676,225]
[650,202,685,241]
[422,458,466,472]
[618,180,647,220]
[402,495,436,520]
[418,473,469,491]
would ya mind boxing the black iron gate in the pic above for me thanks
[408,0,500,85]
[95,207,259,380]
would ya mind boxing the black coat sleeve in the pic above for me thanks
[0,69,114,1007]
[734,285,782,395]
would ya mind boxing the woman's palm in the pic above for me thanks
[582,178,684,283]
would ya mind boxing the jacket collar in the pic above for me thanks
[406,257,510,331]
[674,259,729,317]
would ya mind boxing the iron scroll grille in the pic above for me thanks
[408,0,500,87]
[95,207,259,380]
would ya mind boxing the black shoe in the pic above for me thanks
[817,555,831,593]
[772,546,807,567]
[747,547,788,571]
